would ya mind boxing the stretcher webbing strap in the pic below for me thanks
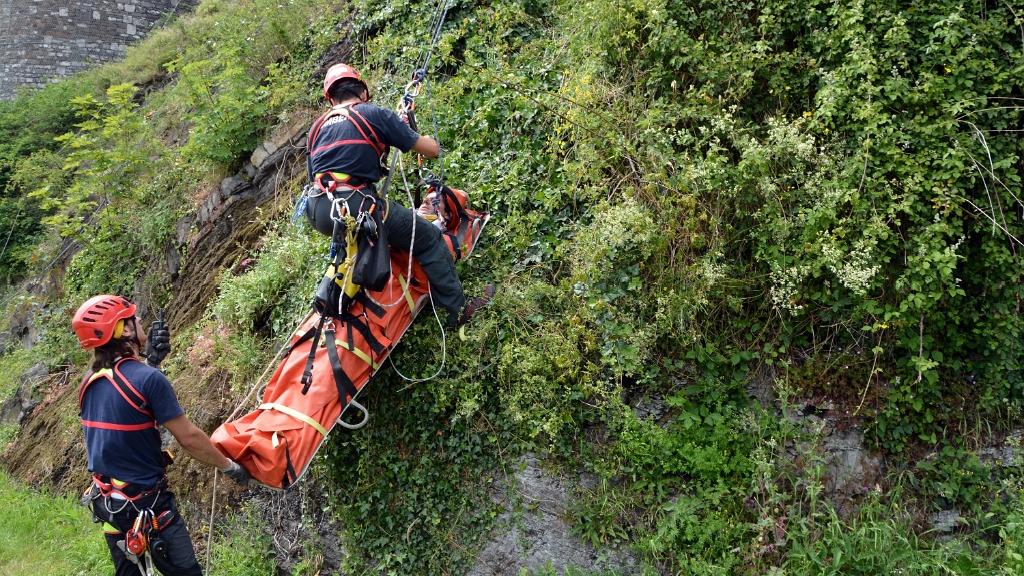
[287,324,320,357]
[282,440,297,490]
[336,339,379,369]
[444,232,462,262]
[397,274,416,312]
[354,290,385,318]
[258,403,328,436]
[339,312,385,354]
[324,328,359,404]
[301,315,330,394]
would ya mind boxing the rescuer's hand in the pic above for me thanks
[145,314,171,367]
[222,460,251,486]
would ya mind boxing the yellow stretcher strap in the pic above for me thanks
[319,338,379,369]
[338,340,379,370]
[259,403,328,436]
[397,274,415,312]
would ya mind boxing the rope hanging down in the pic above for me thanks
[377,0,451,201]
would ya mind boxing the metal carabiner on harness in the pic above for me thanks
[355,200,379,241]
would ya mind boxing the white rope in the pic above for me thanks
[203,311,312,574]
[205,469,218,574]
[392,284,447,386]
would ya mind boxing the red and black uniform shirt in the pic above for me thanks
[80,359,184,489]
[306,102,420,186]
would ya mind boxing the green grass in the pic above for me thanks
[208,504,277,576]
[0,470,280,576]
[0,471,110,576]
[782,494,1002,576]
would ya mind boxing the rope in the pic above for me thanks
[203,310,313,574]
[384,0,455,382]
[367,0,454,311]
[205,469,218,574]
[392,271,448,387]
[390,156,447,385]
[377,0,451,199]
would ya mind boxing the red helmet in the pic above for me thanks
[72,295,137,349]
[323,63,368,100]
[442,186,470,229]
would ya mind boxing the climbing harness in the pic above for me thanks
[81,474,173,576]
[307,103,389,193]
[78,357,155,431]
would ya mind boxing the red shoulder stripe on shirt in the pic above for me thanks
[80,419,156,432]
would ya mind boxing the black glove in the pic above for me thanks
[145,313,171,367]
[222,460,251,486]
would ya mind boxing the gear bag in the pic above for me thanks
[352,201,390,290]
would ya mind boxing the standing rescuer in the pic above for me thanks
[73,295,250,576]
[304,63,493,326]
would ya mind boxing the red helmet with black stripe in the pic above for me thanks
[72,295,137,349]
[323,63,369,100]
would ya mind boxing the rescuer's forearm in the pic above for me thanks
[164,415,231,470]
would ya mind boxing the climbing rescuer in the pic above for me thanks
[304,63,493,326]
[73,295,250,576]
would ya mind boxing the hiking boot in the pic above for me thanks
[458,283,495,326]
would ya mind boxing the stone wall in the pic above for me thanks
[0,0,196,99]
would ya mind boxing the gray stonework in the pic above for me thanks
[0,0,197,99]
[469,454,641,576]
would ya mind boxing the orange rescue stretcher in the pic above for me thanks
[211,188,488,489]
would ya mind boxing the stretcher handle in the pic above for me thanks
[338,399,370,430]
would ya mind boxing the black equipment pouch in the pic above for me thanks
[352,201,390,291]
[314,271,345,318]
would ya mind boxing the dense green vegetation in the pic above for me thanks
[0,0,1021,574]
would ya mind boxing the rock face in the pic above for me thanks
[470,454,640,576]
[167,117,309,330]
[784,401,885,510]
[0,362,46,425]
[0,0,197,99]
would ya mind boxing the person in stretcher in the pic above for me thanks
[302,63,493,327]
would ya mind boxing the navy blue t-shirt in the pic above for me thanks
[80,358,185,488]
[307,102,420,185]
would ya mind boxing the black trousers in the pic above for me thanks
[306,192,465,317]
[94,492,202,576]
